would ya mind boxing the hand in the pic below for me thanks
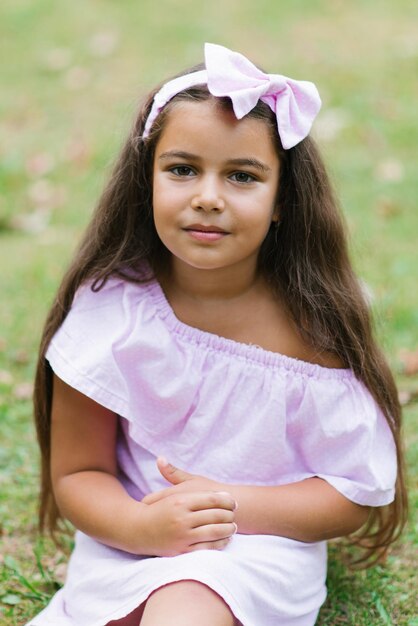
[140,458,237,557]
[140,489,237,557]
[142,457,230,505]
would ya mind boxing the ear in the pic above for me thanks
[271,205,280,224]
[271,206,280,226]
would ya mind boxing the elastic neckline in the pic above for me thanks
[145,279,354,380]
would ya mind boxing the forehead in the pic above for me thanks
[154,99,279,163]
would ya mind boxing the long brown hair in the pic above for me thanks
[34,63,407,564]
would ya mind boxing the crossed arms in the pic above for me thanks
[51,376,370,556]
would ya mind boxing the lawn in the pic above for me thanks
[0,0,417,624]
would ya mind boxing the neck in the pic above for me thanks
[161,258,263,302]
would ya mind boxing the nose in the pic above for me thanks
[190,175,225,212]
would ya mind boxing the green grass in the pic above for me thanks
[1,1,417,624]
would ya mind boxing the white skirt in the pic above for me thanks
[26,531,327,626]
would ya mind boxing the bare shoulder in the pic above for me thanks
[280,313,347,370]
[276,323,346,369]
[260,289,347,369]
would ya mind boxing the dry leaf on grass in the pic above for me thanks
[62,137,91,169]
[26,153,56,178]
[89,31,119,57]
[12,350,30,366]
[398,389,418,406]
[10,209,51,235]
[64,66,91,90]
[42,48,72,71]
[0,370,14,386]
[374,159,404,183]
[398,348,418,376]
[13,382,34,401]
[375,196,402,218]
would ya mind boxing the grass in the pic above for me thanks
[1,1,417,624]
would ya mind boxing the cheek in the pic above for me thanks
[242,189,277,226]
[152,181,175,224]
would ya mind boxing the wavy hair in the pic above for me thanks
[33,64,407,565]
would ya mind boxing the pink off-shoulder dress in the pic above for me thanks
[26,276,396,626]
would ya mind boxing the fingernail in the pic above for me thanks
[234,500,238,510]
[233,523,238,534]
[215,491,231,496]
[158,456,168,466]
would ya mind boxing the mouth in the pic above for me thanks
[183,224,230,242]
[184,224,229,233]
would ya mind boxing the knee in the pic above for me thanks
[143,580,239,625]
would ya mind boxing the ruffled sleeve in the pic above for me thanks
[45,277,159,420]
[284,374,397,506]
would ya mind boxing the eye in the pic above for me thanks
[230,171,256,184]
[170,165,195,177]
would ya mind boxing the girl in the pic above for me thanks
[28,43,406,626]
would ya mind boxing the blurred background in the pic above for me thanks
[0,1,417,624]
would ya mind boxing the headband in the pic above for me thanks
[142,43,321,149]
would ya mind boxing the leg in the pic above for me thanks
[139,580,239,626]
[106,603,145,626]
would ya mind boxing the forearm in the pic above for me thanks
[54,470,151,554]
[142,461,370,543]
[55,470,238,557]
[226,478,370,542]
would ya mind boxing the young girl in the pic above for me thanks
[28,43,407,626]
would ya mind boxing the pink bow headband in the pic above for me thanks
[142,43,321,149]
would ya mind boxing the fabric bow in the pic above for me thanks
[205,43,321,149]
[143,43,321,149]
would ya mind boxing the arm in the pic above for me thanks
[223,478,370,541]
[50,375,237,555]
[144,460,371,543]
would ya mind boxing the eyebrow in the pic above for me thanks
[158,150,271,173]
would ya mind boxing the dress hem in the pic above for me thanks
[26,572,250,626]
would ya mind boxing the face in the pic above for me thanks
[152,99,280,276]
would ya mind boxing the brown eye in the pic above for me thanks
[170,166,195,177]
[230,172,256,183]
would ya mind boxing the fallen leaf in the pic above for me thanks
[24,178,67,212]
[312,108,349,142]
[64,66,91,90]
[399,389,418,406]
[395,33,418,58]
[26,152,56,177]
[398,349,418,376]
[12,349,30,365]
[0,370,13,386]
[375,159,404,183]
[13,382,34,401]
[62,137,91,168]
[10,208,51,234]
[89,31,119,57]
[42,48,72,71]
[375,196,402,218]
[27,179,55,206]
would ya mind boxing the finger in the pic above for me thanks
[187,537,232,552]
[142,488,175,505]
[157,457,193,485]
[190,508,235,528]
[191,522,238,544]
[188,491,237,513]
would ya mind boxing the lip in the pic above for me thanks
[184,223,229,233]
[183,223,229,242]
